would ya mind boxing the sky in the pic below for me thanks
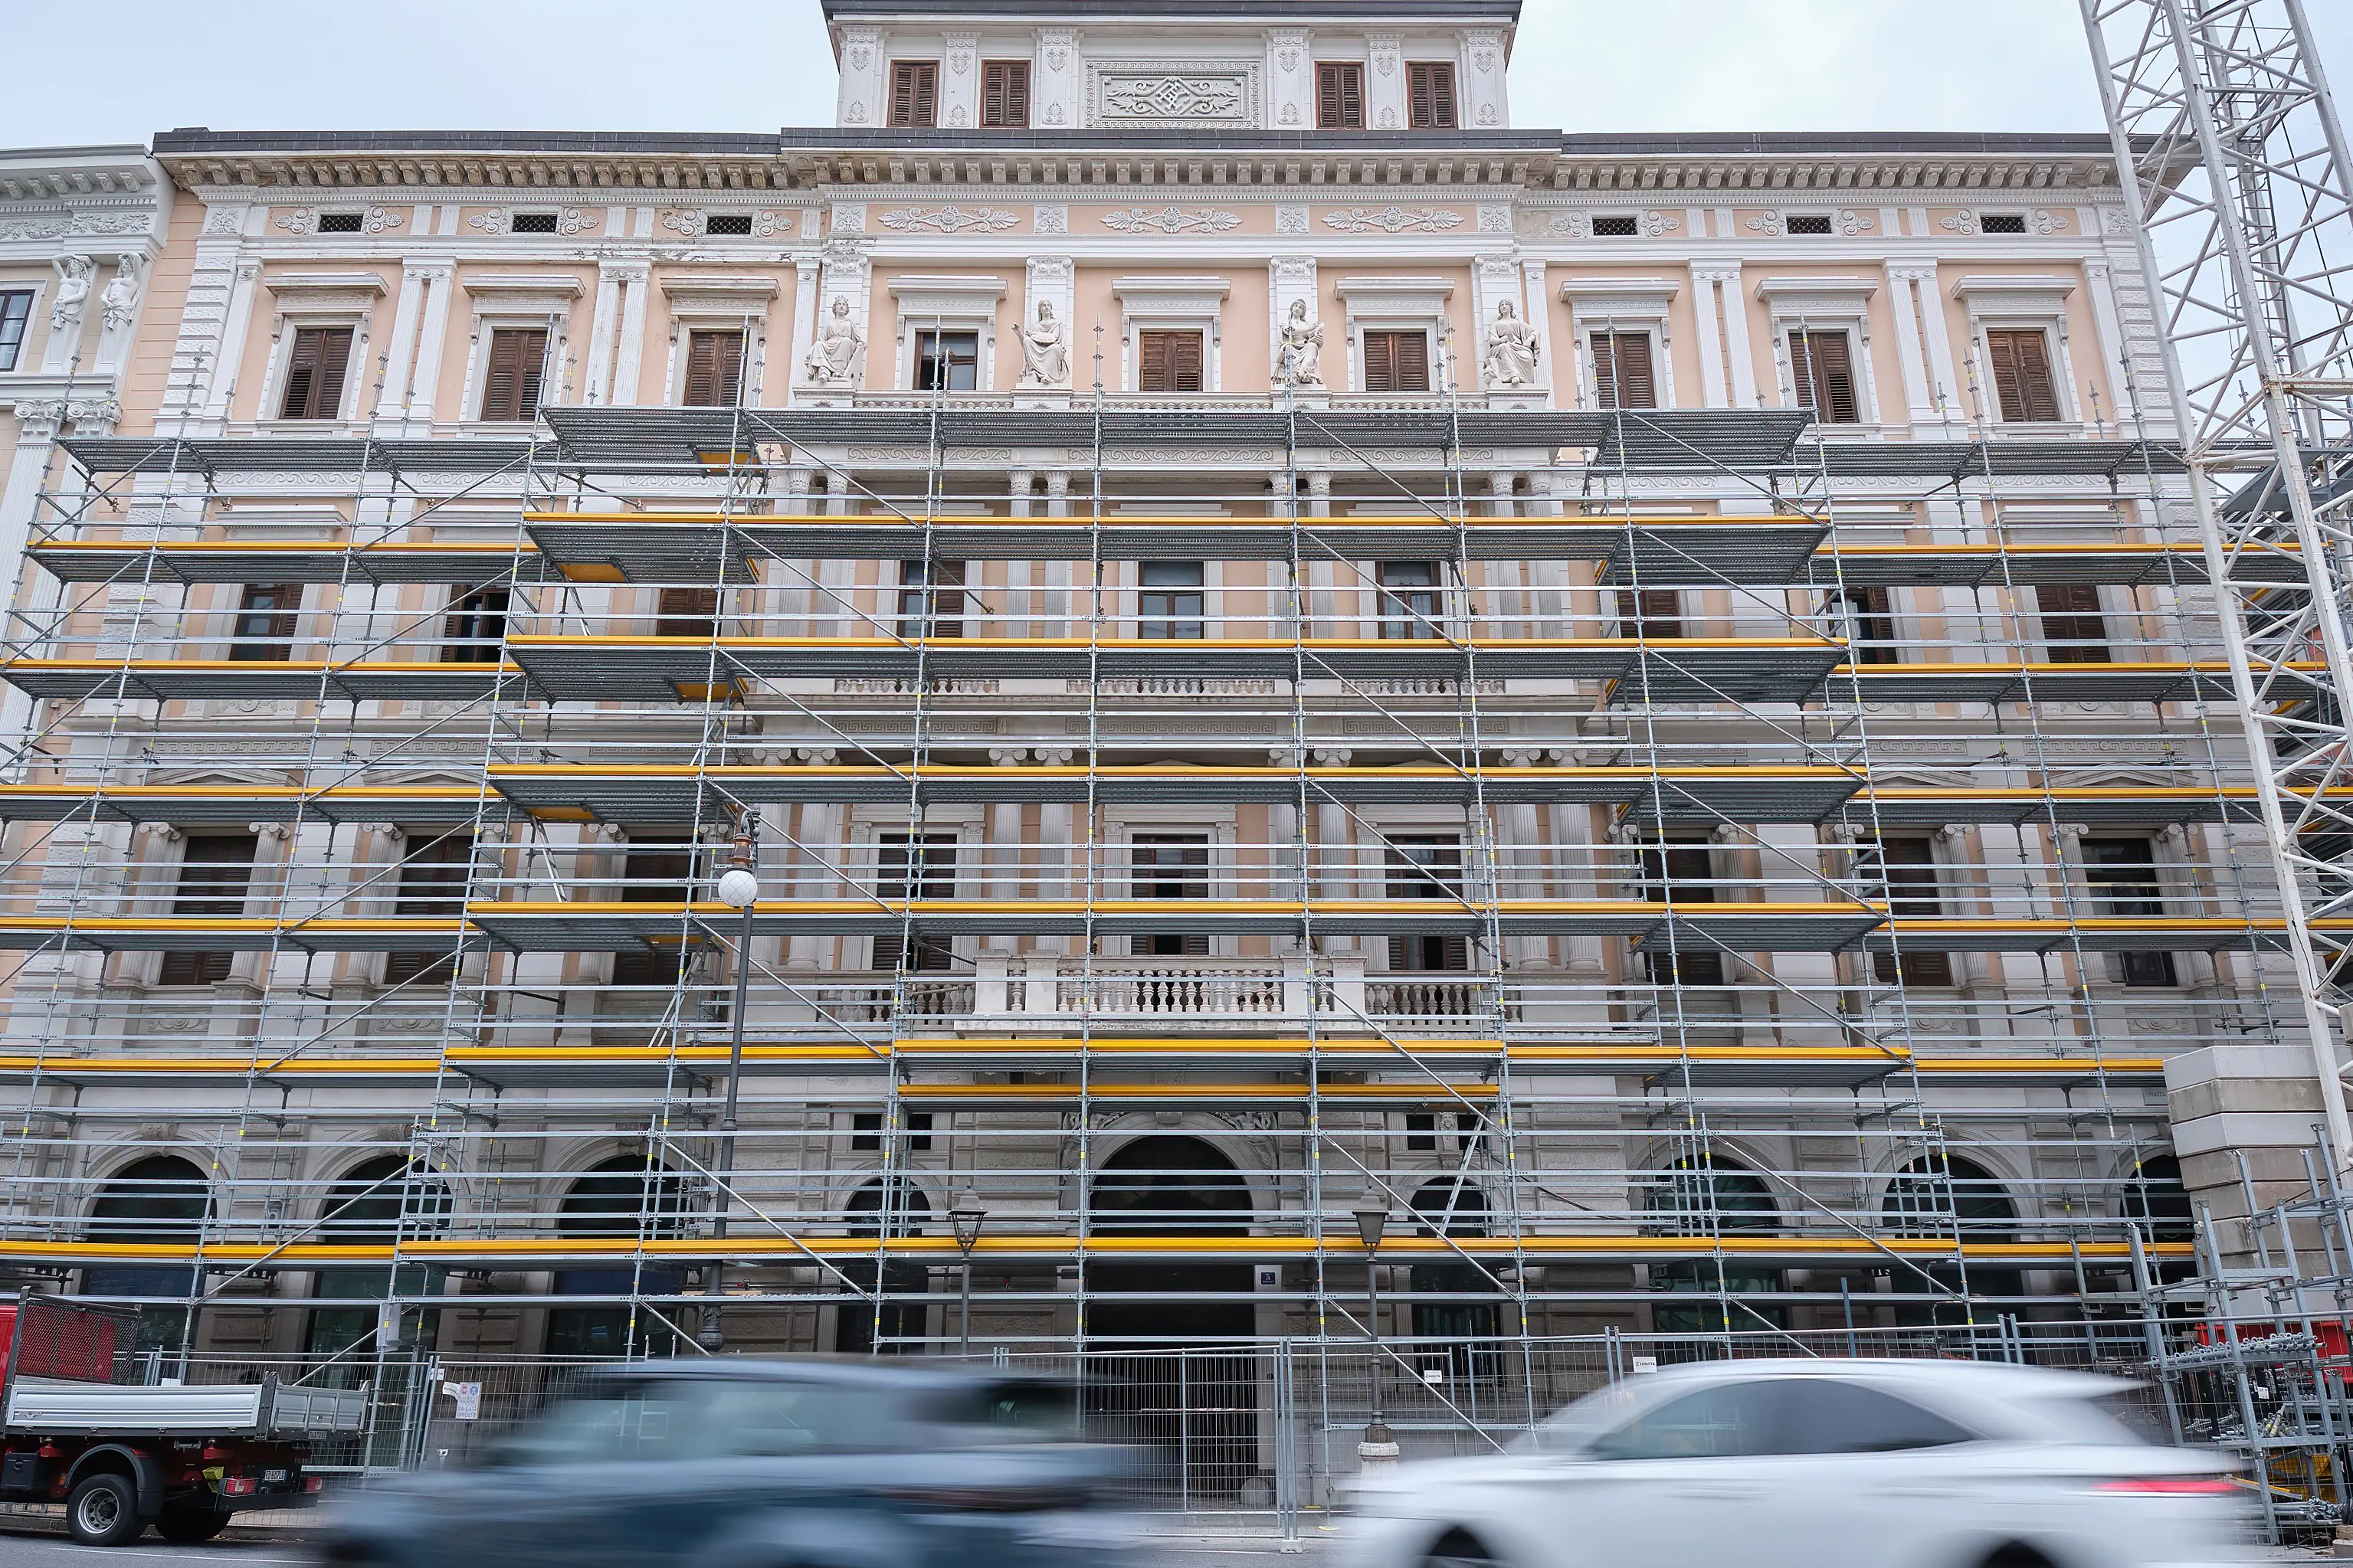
[3,0,2351,147]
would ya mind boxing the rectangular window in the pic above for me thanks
[278,326,353,421]
[1316,62,1365,129]
[1136,329,1204,393]
[621,837,693,903]
[231,584,300,661]
[874,833,955,972]
[158,833,259,987]
[1784,213,1834,235]
[654,585,719,639]
[0,290,32,372]
[441,585,510,664]
[1378,560,1442,640]
[1866,836,1955,987]
[611,948,681,987]
[316,211,365,234]
[1589,331,1658,410]
[1615,588,1683,640]
[1132,833,1210,958]
[913,329,978,392]
[850,1111,932,1151]
[1591,214,1639,237]
[982,60,1031,128]
[1361,329,1430,393]
[1387,835,1468,972]
[1139,560,1205,640]
[1787,329,1860,424]
[385,833,471,988]
[509,212,560,234]
[703,213,755,236]
[478,328,546,421]
[393,833,467,905]
[1979,212,2028,234]
[889,61,940,127]
[896,559,967,639]
[2083,836,2178,987]
[1406,61,1457,129]
[682,329,745,408]
[1985,328,2062,422]
[2036,583,2109,663]
[1404,1112,1438,1151]
[1636,837,1723,986]
[1827,585,1899,664]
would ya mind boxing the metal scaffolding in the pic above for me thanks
[0,367,2300,1489]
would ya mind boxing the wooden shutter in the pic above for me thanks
[1139,330,1203,392]
[1615,588,1683,639]
[480,328,546,421]
[1985,329,2060,422]
[1362,330,1430,393]
[982,61,1030,127]
[1408,62,1457,129]
[1789,329,1859,424]
[1316,63,1363,129]
[683,330,744,408]
[656,585,719,637]
[890,61,939,127]
[1590,332,1658,410]
[280,326,353,420]
[2037,582,2109,661]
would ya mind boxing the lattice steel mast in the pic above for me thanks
[2082,0,2353,1160]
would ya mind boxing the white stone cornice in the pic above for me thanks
[264,270,391,299]
[1752,275,1877,301]
[460,273,585,299]
[1948,273,2078,301]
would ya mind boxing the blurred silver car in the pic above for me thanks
[1343,1359,2255,1568]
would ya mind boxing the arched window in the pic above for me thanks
[1882,1153,2015,1241]
[89,1154,210,1244]
[1644,1154,1784,1338]
[1409,1179,1501,1379]
[2122,1154,2194,1245]
[321,1154,451,1244]
[1881,1153,2018,1327]
[546,1156,687,1360]
[84,1154,212,1329]
[835,1178,933,1355]
[1091,1136,1253,1236]
[558,1154,686,1238]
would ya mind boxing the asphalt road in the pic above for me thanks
[0,1521,1326,1566]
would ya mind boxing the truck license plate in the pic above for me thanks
[263,1469,287,1483]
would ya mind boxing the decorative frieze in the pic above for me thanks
[1322,206,1465,235]
[1088,60,1261,128]
[878,206,1020,234]
[1099,207,1243,235]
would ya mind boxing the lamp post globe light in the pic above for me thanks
[700,836,759,1353]
[951,1188,988,1357]
[1351,1203,1398,1471]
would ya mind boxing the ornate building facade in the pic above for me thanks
[0,0,2281,1486]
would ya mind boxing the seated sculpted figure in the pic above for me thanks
[803,296,863,385]
[1482,301,1540,388]
[1273,298,1325,388]
[1018,300,1070,388]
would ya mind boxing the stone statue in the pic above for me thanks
[51,256,93,333]
[1481,300,1540,388]
[802,296,864,385]
[1273,298,1325,388]
[100,257,143,333]
[1017,299,1069,388]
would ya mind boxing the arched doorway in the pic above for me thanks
[1645,1154,1785,1340]
[834,1177,932,1355]
[1409,1178,1503,1381]
[306,1156,451,1383]
[546,1155,684,1357]
[84,1154,211,1352]
[1086,1136,1257,1499]
[1882,1152,2018,1327]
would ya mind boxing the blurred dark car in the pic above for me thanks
[316,1359,1136,1568]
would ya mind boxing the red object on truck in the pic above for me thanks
[0,1294,364,1547]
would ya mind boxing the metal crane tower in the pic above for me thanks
[2082,0,2353,1162]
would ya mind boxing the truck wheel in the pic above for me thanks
[65,1473,143,1547]
[156,1504,229,1543]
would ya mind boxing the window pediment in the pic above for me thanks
[461,273,586,319]
[1752,275,1877,319]
[262,270,387,318]
[887,274,1010,322]
[657,273,781,320]
[1333,276,1454,321]
[1113,276,1230,321]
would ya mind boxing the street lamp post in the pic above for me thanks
[951,1187,988,1357]
[1352,1203,1398,1472]
[700,833,761,1353]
